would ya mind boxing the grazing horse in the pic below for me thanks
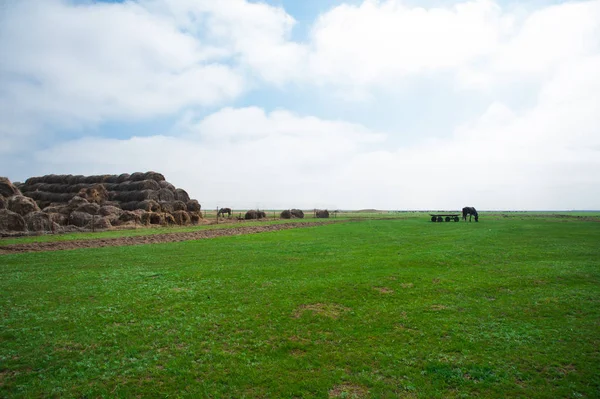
[462,207,479,222]
[217,207,232,217]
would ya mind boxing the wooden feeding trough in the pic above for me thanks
[430,213,460,222]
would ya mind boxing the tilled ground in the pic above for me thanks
[0,221,337,254]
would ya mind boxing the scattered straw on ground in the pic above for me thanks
[373,286,394,294]
[293,303,351,319]
[328,383,369,398]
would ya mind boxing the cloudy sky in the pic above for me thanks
[1,0,599,210]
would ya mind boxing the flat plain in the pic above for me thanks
[1,213,599,398]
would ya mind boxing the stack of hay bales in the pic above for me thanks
[245,210,267,220]
[0,171,202,234]
[316,209,330,218]
[280,209,305,219]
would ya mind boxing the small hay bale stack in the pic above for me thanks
[172,210,191,225]
[8,195,40,216]
[245,210,258,220]
[0,209,27,232]
[280,210,292,219]
[25,211,54,232]
[257,211,267,219]
[0,177,21,197]
[316,209,330,218]
[291,209,304,218]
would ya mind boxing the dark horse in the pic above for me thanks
[217,207,232,217]
[462,207,479,222]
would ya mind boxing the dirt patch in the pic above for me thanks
[430,304,448,311]
[0,221,338,254]
[329,383,369,398]
[373,286,394,294]
[293,303,350,319]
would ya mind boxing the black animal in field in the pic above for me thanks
[217,207,232,217]
[462,207,479,222]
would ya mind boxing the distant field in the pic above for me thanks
[1,215,599,397]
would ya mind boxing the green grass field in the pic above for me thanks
[1,214,599,398]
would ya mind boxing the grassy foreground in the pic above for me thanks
[1,215,599,398]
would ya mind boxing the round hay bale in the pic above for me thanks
[8,195,40,216]
[0,195,5,210]
[143,171,166,182]
[77,184,108,204]
[129,172,145,182]
[186,200,201,212]
[76,202,100,215]
[280,210,292,219]
[67,175,85,185]
[0,209,27,232]
[119,201,139,211]
[174,188,190,202]
[316,209,330,218]
[159,201,174,213]
[172,200,187,211]
[103,175,119,184]
[25,211,53,232]
[83,175,105,184]
[245,210,257,219]
[291,209,304,218]
[24,176,43,185]
[118,211,141,224]
[159,181,176,191]
[69,211,93,227]
[67,196,89,211]
[116,173,130,183]
[43,205,70,215]
[141,212,164,225]
[49,212,68,226]
[158,188,175,202]
[164,213,176,225]
[98,205,123,217]
[137,200,160,212]
[0,177,22,197]
[88,216,112,230]
[189,212,201,224]
[172,210,191,225]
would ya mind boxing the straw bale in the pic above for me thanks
[103,175,119,184]
[0,209,27,232]
[118,211,141,224]
[159,181,176,191]
[49,212,68,226]
[174,188,190,202]
[158,188,175,202]
[0,177,22,197]
[83,175,106,184]
[98,205,123,217]
[8,195,40,216]
[119,201,139,211]
[186,200,201,212]
[116,173,130,183]
[130,172,145,181]
[172,200,187,211]
[245,210,262,220]
[143,171,166,182]
[189,212,201,224]
[172,210,191,225]
[316,209,330,218]
[69,211,93,227]
[76,202,100,215]
[43,205,70,215]
[141,212,164,225]
[89,216,112,230]
[164,213,176,225]
[25,211,53,232]
[137,200,161,212]
[68,196,89,208]
[159,201,174,213]
[111,190,158,202]
[0,196,5,210]
[67,175,85,185]
[280,210,292,219]
[291,209,304,218]
[78,184,108,204]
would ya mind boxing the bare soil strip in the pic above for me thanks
[0,221,337,254]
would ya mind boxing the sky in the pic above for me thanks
[1,0,599,210]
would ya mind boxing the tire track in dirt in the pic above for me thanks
[0,221,339,254]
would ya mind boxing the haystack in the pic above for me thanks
[291,209,304,218]
[69,211,93,228]
[245,210,266,220]
[172,210,191,225]
[0,209,27,232]
[186,200,201,212]
[0,177,21,197]
[8,195,40,216]
[280,210,292,219]
[316,209,330,218]
[25,212,54,232]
